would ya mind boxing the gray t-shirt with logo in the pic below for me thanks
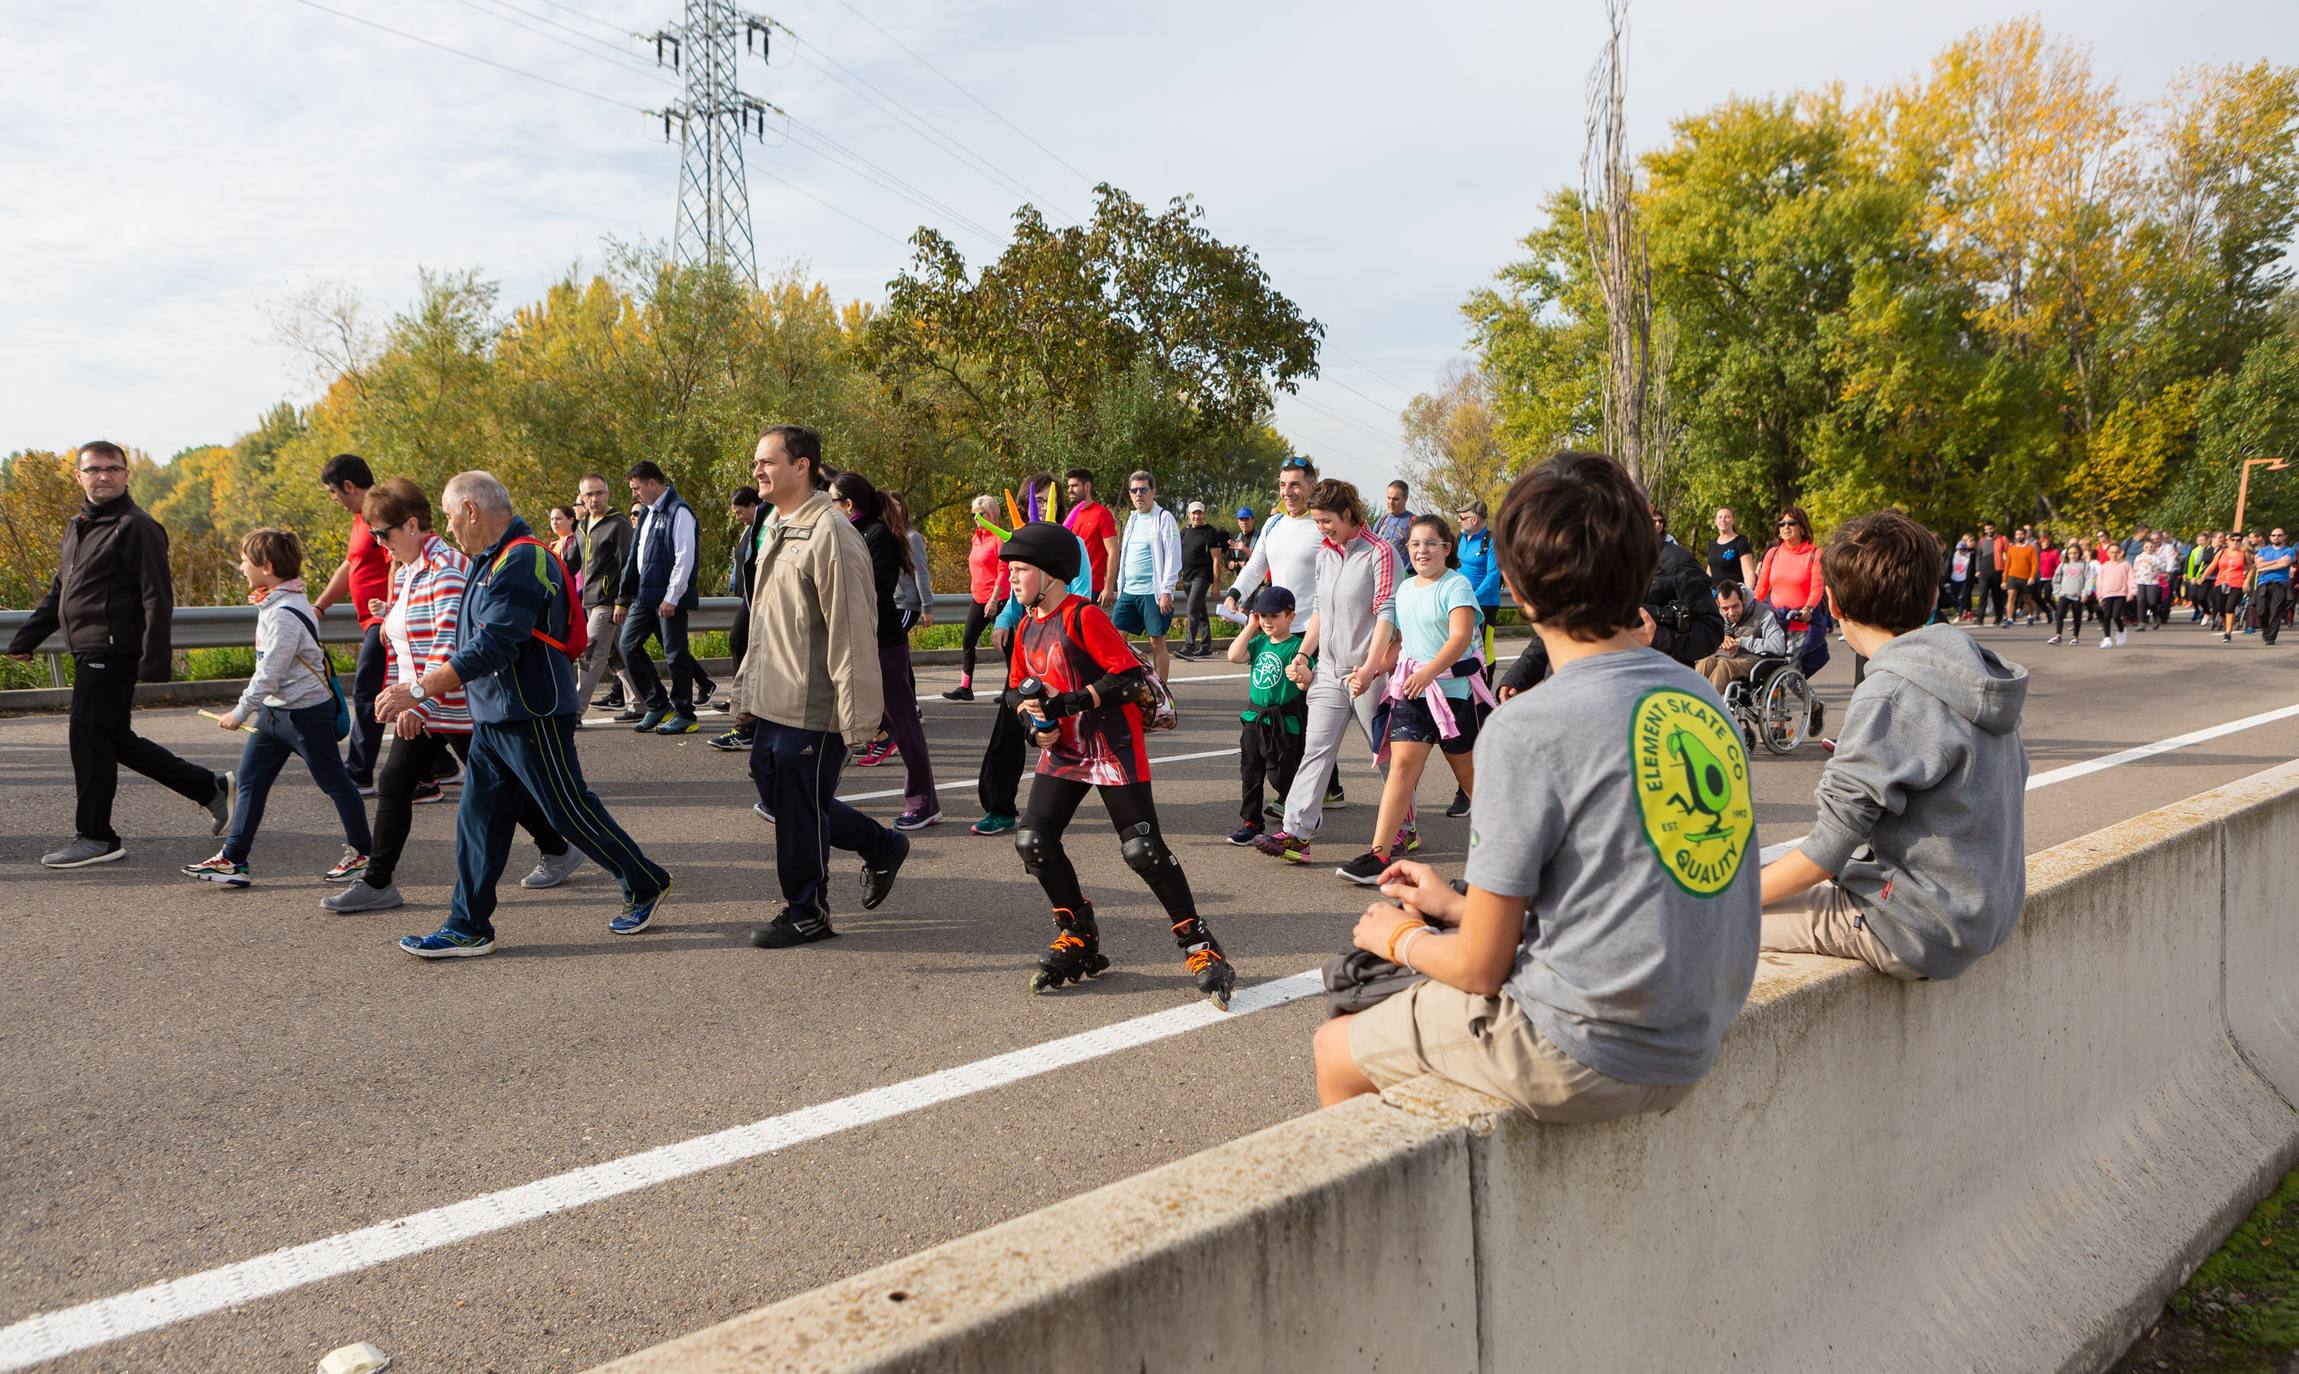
[1464,648,1762,1085]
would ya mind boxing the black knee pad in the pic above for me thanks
[1119,822,1174,878]
[1014,825,1052,876]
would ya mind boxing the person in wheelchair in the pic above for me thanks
[1696,582,1789,693]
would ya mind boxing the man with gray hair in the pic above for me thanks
[376,470,671,958]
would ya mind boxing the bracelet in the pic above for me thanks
[1383,917,1421,964]
[1396,926,1433,973]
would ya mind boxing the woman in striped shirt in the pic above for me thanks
[323,478,579,913]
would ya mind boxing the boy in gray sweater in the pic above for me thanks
[1759,510,2030,980]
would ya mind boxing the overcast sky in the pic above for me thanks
[4,0,2293,493]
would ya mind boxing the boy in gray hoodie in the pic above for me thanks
[1759,510,2029,980]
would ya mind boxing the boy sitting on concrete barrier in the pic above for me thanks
[1758,510,2030,979]
[1311,452,1761,1120]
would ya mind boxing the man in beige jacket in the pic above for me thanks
[734,424,911,948]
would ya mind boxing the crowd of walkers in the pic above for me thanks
[28,429,2289,1127]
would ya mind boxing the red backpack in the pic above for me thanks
[493,536,588,662]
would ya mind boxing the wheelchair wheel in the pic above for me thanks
[1757,670,1813,755]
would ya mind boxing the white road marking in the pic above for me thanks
[25,689,2295,1367]
[0,972,1327,1371]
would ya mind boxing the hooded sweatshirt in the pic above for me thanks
[1801,623,2030,980]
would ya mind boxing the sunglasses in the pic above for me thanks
[1128,485,1152,494]
[1778,521,1801,530]
[1280,457,1314,471]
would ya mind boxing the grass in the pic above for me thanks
[2113,1164,2299,1372]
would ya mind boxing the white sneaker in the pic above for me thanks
[2099,636,2113,648]
[521,847,586,889]
[2047,634,2062,645]
[2116,630,2128,646]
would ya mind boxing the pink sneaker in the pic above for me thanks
[854,738,897,767]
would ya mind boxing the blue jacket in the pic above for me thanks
[1458,527,1502,605]
[448,516,583,723]
[621,486,701,611]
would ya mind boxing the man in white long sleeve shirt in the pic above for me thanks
[617,460,705,734]
[1223,455,1324,619]
[1108,468,1183,680]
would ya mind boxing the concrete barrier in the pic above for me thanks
[594,763,2299,1374]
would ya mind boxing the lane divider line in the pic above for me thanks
[31,693,2295,1367]
[0,972,1327,1371]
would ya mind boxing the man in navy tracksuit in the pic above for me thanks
[377,470,671,958]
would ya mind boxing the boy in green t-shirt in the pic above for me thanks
[1226,586,1311,845]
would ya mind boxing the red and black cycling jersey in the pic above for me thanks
[1010,593,1152,785]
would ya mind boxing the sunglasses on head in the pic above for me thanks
[1280,457,1313,471]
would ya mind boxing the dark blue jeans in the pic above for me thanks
[446,715,668,940]
[344,622,386,785]
[749,720,896,916]
[223,701,373,865]
[618,603,696,713]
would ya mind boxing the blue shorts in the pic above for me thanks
[1110,591,1174,637]
[1383,692,1480,756]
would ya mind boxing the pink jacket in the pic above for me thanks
[2092,559,2135,600]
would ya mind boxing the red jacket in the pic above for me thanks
[967,526,1010,603]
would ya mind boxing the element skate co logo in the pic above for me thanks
[1629,687,1753,897]
[1250,643,1287,694]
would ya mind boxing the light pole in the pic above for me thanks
[2234,457,2290,533]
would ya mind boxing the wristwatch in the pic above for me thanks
[409,679,428,703]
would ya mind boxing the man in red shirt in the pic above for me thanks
[308,453,391,791]
[1062,467,1121,599]
[999,521,1236,1009]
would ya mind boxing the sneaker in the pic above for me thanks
[612,706,648,724]
[323,848,369,881]
[355,782,378,798]
[653,712,700,735]
[941,684,975,702]
[754,801,775,823]
[42,836,124,869]
[399,927,494,959]
[707,728,752,752]
[971,812,1017,836]
[693,678,718,707]
[1335,850,1389,885]
[2116,630,2128,647]
[322,881,403,912]
[893,809,942,832]
[1252,829,1311,863]
[749,906,837,948]
[410,780,446,805]
[631,707,668,732]
[1393,823,1421,854]
[854,737,896,767]
[1324,781,1347,809]
[205,770,235,835]
[2224,631,2234,642]
[183,853,251,886]
[2100,636,2113,648]
[592,690,626,709]
[611,880,670,935]
[1227,823,1263,846]
[861,832,911,910]
[1445,788,1471,819]
[521,847,585,889]
[1263,800,1284,821]
[431,759,462,787]
[2046,635,2062,645]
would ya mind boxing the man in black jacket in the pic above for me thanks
[1497,500,1725,699]
[6,441,231,867]
[570,473,636,714]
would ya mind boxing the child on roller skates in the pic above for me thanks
[997,521,1239,1009]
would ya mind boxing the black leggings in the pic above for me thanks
[2053,595,2086,639]
[368,729,565,889]
[1017,776,1195,920]
[960,597,997,678]
[2099,595,2127,634]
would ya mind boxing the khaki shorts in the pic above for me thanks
[1348,981,1696,1123]
[1760,882,1924,980]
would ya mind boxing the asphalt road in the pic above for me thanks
[5,615,2297,1372]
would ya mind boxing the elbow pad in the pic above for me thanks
[1089,667,1148,707]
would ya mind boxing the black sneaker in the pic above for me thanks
[707,728,753,752]
[1324,781,1347,809]
[593,690,626,709]
[941,684,975,702]
[749,907,838,948]
[861,832,911,910]
[1335,850,1389,886]
[1445,788,1471,819]
[612,706,648,723]
[1227,823,1262,846]
[692,677,718,708]
[1263,800,1284,821]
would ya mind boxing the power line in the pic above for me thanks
[1319,370,1410,422]
[469,0,654,65]
[1292,392,1404,452]
[753,165,908,247]
[514,0,634,40]
[832,0,1094,188]
[435,0,674,86]
[782,116,1005,247]
[1329,346,1420,400]
[283,0,653,112]
[786,32,1080,224]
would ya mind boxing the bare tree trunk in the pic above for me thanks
[1580,0,1663,494]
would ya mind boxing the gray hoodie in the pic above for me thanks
[1801,623,2030,979]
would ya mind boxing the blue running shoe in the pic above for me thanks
[399,927,494,959]
[632,708,668,732]
[612,879,671,935]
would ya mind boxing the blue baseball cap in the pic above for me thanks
[1235,506,1255,519]
[1248,585,1295,615]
